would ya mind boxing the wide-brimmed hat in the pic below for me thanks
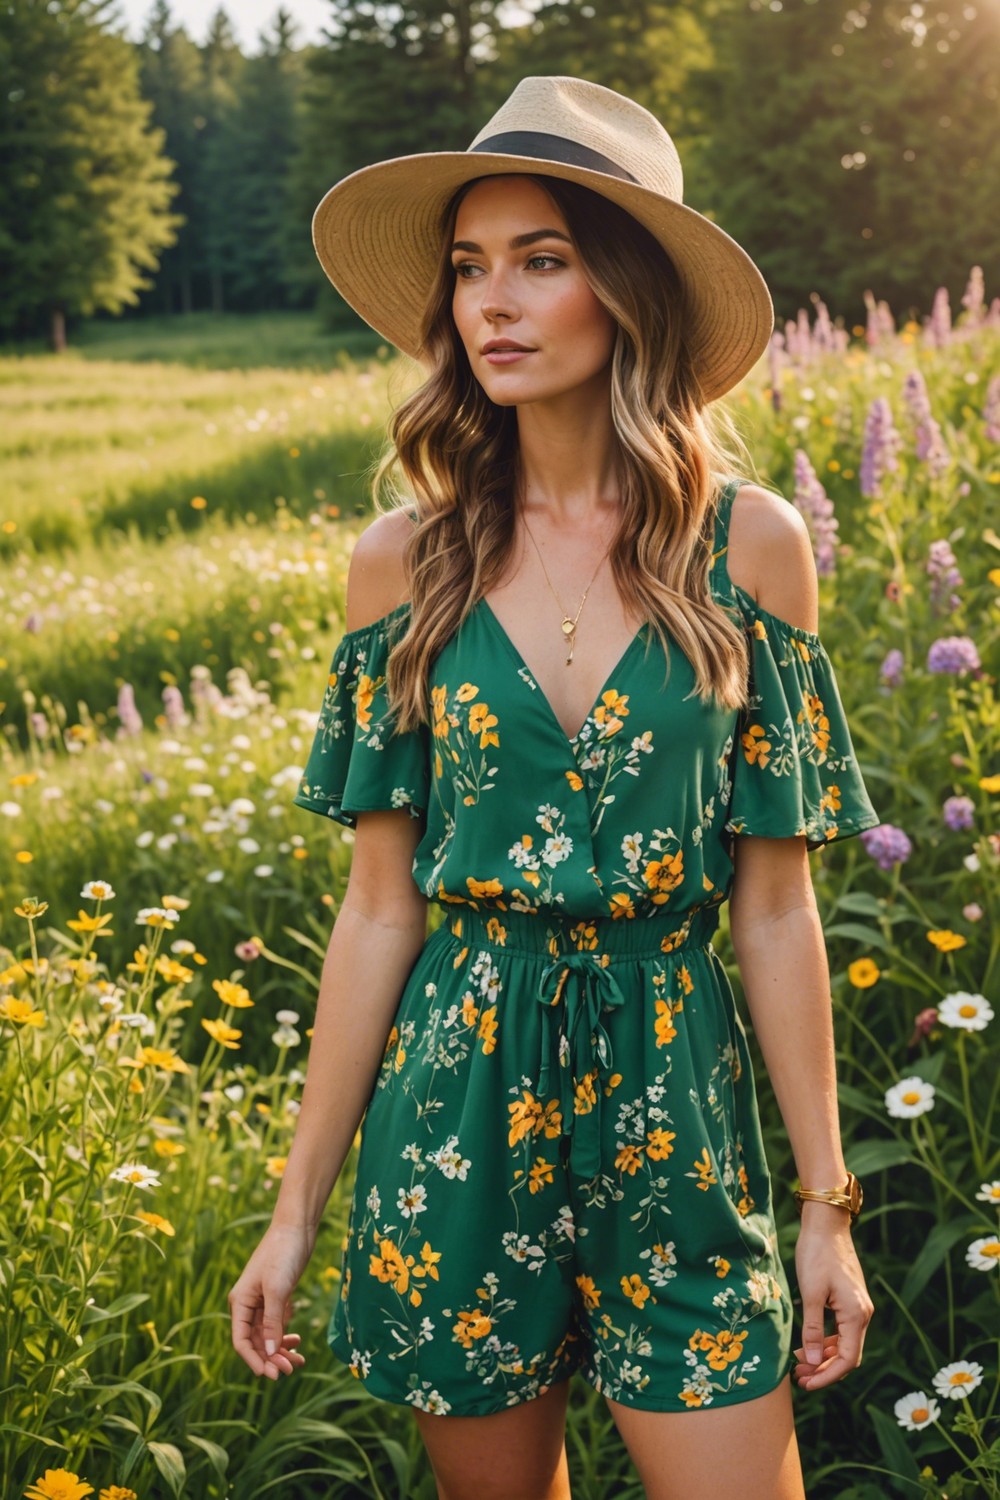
[312,75,774,403]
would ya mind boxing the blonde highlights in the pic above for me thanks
[370,172,760,733]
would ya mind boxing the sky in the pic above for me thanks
[112,0,335,52]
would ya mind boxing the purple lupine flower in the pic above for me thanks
[902,369,950,477]
[861,824,912,871]
[984,375,1000,443]
[162,684,189,729]
[792,450,839,576]
[960,266,985,329]
[769,332,783,414]
[879,648,905,689]
[942,795,975,831]
[926,538,963,615]
[927,286,952,348]
[927,636,981,674]
[986,296,1000,330]
[23,613,40,633]
[860,397,903,498]
[117,684,143,737]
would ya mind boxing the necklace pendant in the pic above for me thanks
[560,618,575,637]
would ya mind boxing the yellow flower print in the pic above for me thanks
[820,782,843,817]
[431,683,450,737]
[653,995,683,1047]
[609,892,635,920]
[643,851,683,903]
[508,1090,562,1147]
[419,1241,442,1281]
[737,1161,756,1215]
[621,1273,653,1310]
[751,618,768,640]
[455,682,479,702]
[485,917,507,944]
[689,1326,748,1370]
[467,876,505,902]
[615,1143,645,1176]
[576,1273,602,1310]
[529,1157,554,1193]
[849,957,881,987]
[741,723,771,767]
[790,637,813,664]
[688,1148,717,1189]
[799,692,831,757]
[602,1070,623,1098]
[565,768,584,791]
[677,964,693,995]
[569,920,600,951]
[370,1237,410,1293]
[478,1006,498,1054]
[645,1127,676,1160]
[574,1070,598,1115]
[355,673,382,732]
[469,701,500,749]
[453,1309,494,1348]
[710,1254,731,1278]
[927,929,966,952]
[382,1024,398,1060]
[593,689,629,736]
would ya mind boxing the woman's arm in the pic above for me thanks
[230,511,429,1380]
[726,483,875,1389]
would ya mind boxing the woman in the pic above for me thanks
[230,77,879,1500]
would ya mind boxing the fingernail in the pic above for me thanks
[806,1346,820,1363]
[265,1339,276,1356]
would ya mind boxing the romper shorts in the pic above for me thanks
[328,899,798,1417]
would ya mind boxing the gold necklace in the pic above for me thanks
[521,514,614,666]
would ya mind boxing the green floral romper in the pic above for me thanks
[292,475,881,1417]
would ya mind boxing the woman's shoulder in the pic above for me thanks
[344,507,414,634]
[726,480,819,637]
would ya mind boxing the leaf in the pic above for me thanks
[824,922,892,950]
[81,1291,150,1324]
[901,1216,982,1304]
[865,1405,924,1496]
[834,891,886,917]
[847,1138,914,1174]
[188,1433,230,1481]
[147,1440,186,1498]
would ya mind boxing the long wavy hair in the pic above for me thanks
[369,172,762,733]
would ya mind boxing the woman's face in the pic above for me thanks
[450,175,617,407]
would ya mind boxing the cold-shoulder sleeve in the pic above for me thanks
[723,584,880,852]
[291,602,430,828]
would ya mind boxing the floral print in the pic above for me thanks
[292,476,880,1416]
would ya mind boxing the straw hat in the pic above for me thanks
[312,75,774,404]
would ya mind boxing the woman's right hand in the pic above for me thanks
[229,1221,318,1380]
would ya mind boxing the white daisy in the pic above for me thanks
[893,1391,940,1430]
[974,1181,1000,1204]
[884,1076,936,1117]
[937,991,994,1031]
[109,1162,161,1191]
[932,1360,984,1400]
[965,1236,1000,1271]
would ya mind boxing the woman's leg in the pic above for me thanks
[411,1377,573,1500]
[605,1373,806,1500]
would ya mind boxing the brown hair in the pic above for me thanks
[370,172,759,732]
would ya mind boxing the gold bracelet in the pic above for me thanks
[793,1170,862,1226]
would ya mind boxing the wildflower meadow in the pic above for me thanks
[1,280,998,1498]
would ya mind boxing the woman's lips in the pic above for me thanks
[483,348,535,364]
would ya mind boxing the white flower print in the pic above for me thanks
[366,1185,381,1217]
[541,833,574,866]
[427,1134,472,1181]
[397,1183,428,1218]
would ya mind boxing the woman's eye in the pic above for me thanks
[452,255,564,279]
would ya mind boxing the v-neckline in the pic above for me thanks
[476,596,648,749]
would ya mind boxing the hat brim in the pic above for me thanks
[312,151,773,404]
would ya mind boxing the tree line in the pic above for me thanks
[1,0,996,351]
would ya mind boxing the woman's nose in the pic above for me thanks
[479,270,519,322]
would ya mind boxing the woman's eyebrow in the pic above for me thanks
[451,228,572,253]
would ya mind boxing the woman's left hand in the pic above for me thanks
[792,1209,875,1390]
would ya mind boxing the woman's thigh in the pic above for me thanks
[411,1376,573,1500]
[605,1373,806,1500]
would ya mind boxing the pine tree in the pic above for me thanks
[0,0,183,348]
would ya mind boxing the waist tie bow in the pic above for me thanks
[535,950,627,1182]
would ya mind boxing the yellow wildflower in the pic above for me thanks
[0,995,46,1027]
[202,1018,242,1049]
[23,1469,94,1499]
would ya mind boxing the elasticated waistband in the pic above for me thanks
[435,899,723,960]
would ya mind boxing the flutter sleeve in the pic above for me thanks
[723,584,881,852]
[291,602,430,828]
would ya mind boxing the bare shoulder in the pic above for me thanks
[728,481,819,636]
[344,508,414,633]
